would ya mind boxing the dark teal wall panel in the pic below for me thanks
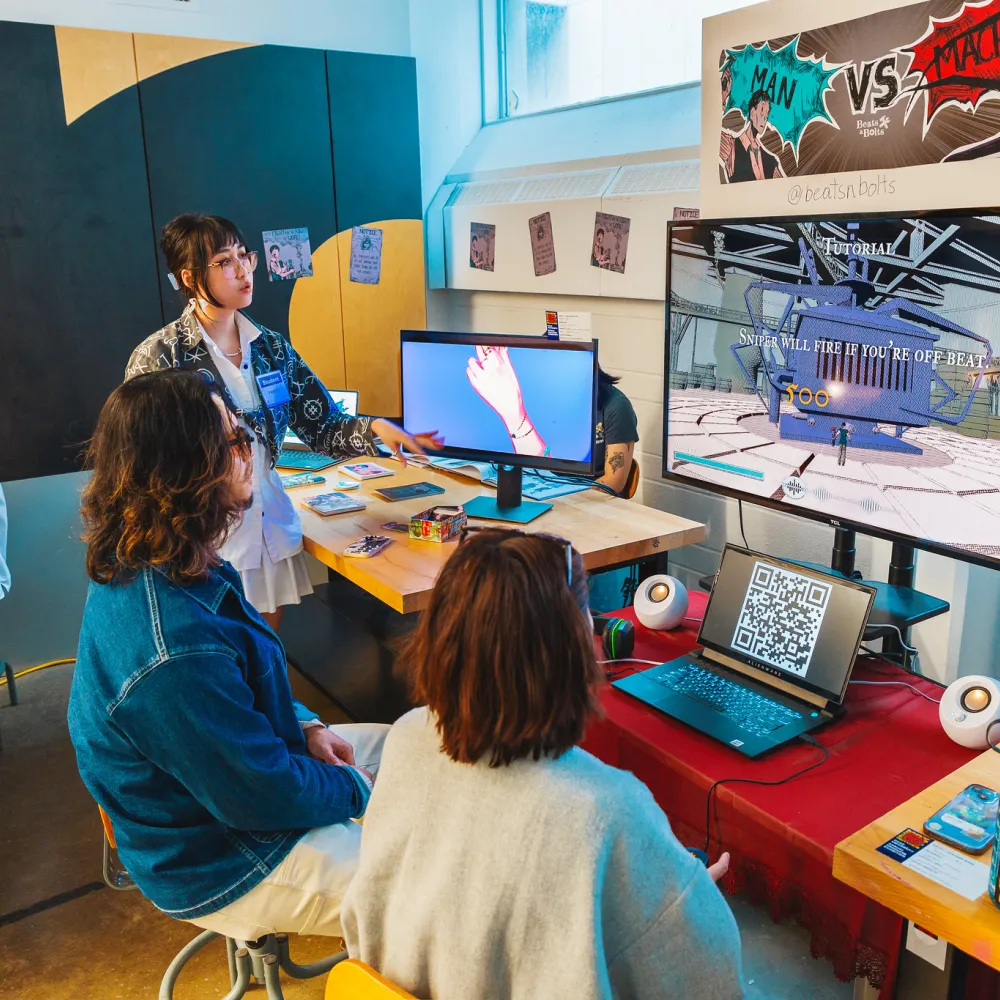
[138,45,338,335]
[327,51,422,231]
[0,22,162,482]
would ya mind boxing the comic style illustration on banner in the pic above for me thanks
[719,0,1000,184]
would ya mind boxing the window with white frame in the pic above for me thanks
[496,0,759,119]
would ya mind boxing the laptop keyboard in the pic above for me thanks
[651,662,803,739]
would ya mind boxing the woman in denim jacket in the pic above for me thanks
[126,214,441,632]
[68,371,389,940]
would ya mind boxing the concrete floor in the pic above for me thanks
[0,662,853,999]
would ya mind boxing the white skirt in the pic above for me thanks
[239,548,314,616]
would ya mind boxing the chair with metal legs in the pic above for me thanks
[98,806,347,999]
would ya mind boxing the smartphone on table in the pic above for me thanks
[343,535,393,559]
[923,783,999,854]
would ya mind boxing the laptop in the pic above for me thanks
[278,389,360,469]
[613,545,875,757]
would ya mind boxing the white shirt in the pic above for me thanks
[199,315,303,573]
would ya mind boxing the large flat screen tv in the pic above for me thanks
[664,212,1000,568]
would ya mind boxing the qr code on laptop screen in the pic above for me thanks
[731,563,832,677]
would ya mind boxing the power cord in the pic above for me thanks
[737,500,750,549]
[0,658,75,686]
[863,623,920,657]
[703,735,829,854]
[601,657,664,681]
[848,679,941,704]
[988,719,1000,755]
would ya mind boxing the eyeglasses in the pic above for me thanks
[203,250,259,281]
[227,426,253,458]
[459,525,573,587]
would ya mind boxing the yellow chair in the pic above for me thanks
[622,458,640,500]
[326,959,419,999]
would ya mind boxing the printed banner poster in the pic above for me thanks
[592,212,630,274]
[470,223,496,272]
[719,0,1000,184]
[263,227,313,281]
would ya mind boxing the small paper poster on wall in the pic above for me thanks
[591,212,630,274]
[673,207,700,221]
[529,211,556,276]
[263,228,313,282]
[469,223,496,272]
[349,226,383,285]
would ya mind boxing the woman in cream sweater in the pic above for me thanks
[342,528,743,999]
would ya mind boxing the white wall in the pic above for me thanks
[409,0,484,213]
[427,285,989,684]
[0,0,410,53]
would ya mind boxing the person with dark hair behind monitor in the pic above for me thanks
[595,366,639,496]
[126,214,442,633]
[832,421,851,466]
[726,89,784,184]
[341,528,742,999]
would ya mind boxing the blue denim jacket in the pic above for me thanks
[68,561,370,920]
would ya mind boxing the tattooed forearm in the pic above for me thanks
[608,450,626,473]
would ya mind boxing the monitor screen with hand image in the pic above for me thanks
[401,331,598,476]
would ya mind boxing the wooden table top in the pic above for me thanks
[291,458,707,613]
[833,749,1000,969]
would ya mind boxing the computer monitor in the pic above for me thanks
[401,331,598,522]
[664,211,1000,569]
[699,545,875,706]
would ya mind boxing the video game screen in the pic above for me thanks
[665,215,1000,564]
[401,335,596,468]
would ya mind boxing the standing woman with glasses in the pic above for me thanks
[126,214,442,631]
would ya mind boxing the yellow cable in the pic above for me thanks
[0,658,76,685]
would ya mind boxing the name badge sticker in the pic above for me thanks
[256,371,292,409]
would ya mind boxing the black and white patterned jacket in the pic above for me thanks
[125,302,376,467]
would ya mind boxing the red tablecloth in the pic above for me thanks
[581,592,979,997]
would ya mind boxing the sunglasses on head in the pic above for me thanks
[459,524,573,587]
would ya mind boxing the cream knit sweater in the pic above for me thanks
[342,707,743,999]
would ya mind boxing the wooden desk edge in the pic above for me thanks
[832,750,1000,971]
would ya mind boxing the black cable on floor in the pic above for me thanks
[0,881,106,928]
[703,735,829,854]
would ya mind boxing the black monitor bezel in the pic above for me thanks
[699,544,877,705]
[400,330,599,476]
[662,207,1000,572]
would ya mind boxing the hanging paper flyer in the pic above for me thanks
[350,226,383,285]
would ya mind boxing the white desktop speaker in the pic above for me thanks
[634,575,689,631]
[939,675,1000,749]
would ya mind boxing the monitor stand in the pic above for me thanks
[462,465,553,525]
[826,528,949,668]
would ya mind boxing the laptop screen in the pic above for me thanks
[283,388,359,448]
[697,545,875,705]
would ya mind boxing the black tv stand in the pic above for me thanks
[831,527,859,579]
[828,530,948,667]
